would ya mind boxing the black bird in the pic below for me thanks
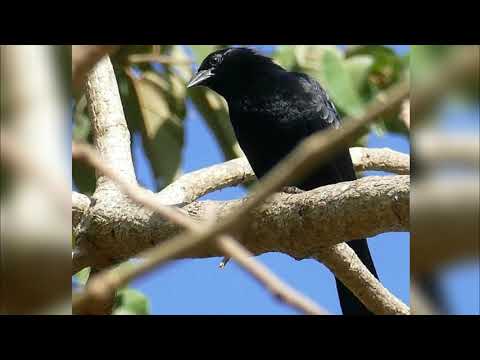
[187,47,379,315]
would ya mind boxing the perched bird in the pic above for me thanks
[187,47,379,315]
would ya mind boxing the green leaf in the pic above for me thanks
[345,55,374,94]
[411,45,451,83]
[349,45,404,90]
[318,49,365,117]
[129,70,187,189]
[74,267,91,285]
[273,45,297,69]
[189,45,220,65]
[294,45,342,68]
[113,288,150,315]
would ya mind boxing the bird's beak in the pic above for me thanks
[187,69,214,88]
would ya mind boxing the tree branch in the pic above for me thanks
[157,147,410,205]
[72,80,408,315]
[72,45,120,92]
[315,244,410,315]
[349,147,410,175]
[401,100,410,130]
[411,178,479,276]
[72,144,329,315]
[415,132,479,169]
[84,55,136,192]
[72,192,91,229]
[72,171,408,267]
[412,46,478,124]
[216,236,328,314]
[76,54,136,314]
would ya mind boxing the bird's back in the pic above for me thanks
[228,70,355,188]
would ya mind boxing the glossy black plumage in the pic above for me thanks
[188,47,379,314]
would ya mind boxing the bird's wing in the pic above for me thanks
[292,72,341,130]
[292,72,357,183]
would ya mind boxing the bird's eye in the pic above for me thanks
[211,54,222,65]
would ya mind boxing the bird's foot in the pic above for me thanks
[280,186,304,194]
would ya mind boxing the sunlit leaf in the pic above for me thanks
[411,45,451,83]
[318,48,364,116]
[273,45,297,69]
[74,267,91,285]
[350,45,404,89]
[294,45,342,68]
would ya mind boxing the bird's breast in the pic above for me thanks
[229,104,306,178]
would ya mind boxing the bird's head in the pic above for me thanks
[187,47,283,97]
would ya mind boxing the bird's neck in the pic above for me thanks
[217,66,286,102]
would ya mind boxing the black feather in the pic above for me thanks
[189,47,380,315]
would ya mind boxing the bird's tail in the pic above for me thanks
[334,238,379,315]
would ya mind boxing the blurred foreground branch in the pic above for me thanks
[1,45,70,314]
[412,46,479,123]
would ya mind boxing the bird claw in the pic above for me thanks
[280,186,304,194]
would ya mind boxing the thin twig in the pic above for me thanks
[127,54,192,66]
[315,244,410,315]
[216,236,327,314]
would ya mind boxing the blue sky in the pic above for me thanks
[76,45,478,314]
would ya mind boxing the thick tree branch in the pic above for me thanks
[72,172,409,269]
[77,54,136,314]
[72,192,91,229]
[157,147,410,205]
[85,55,137,192]
[72,146,409,315]
[72,144,329,315]
[72,45,120,92]
[72,80,409,315]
